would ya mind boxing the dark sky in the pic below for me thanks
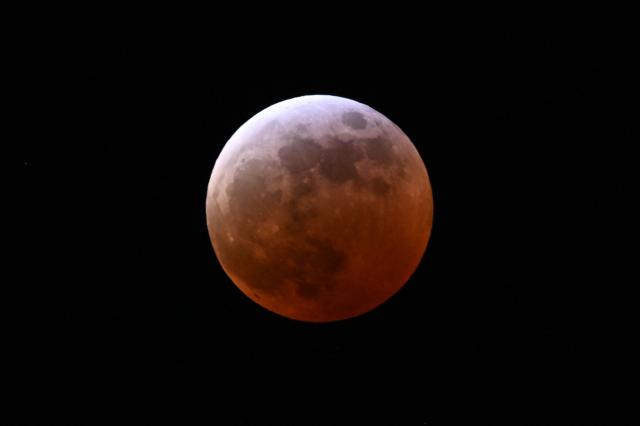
[6,4,636,425]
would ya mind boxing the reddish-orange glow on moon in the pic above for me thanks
[206,95,433,322]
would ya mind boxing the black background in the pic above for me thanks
[6,4,636,425]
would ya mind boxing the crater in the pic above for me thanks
[278,137,323,174]
[319,140,363,183]
[342,111,367,130]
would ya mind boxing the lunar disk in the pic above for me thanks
[206,95,433,322]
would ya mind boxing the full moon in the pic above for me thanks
[206,95,433,322]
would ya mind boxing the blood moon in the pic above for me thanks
[206,95,433,322]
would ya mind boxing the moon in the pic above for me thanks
[206,95,433,322]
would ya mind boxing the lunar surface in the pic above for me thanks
[206,95,433,322]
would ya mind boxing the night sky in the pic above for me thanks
[6,4,635,425]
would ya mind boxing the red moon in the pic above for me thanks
[206,95,433,322]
